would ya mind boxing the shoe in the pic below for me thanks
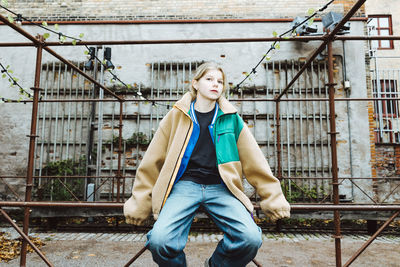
[204,257,210,267]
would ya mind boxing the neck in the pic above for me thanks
[194,95,217,112]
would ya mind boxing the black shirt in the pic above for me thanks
[180,107,222,185]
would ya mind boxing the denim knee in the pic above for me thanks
[238,227,262,251]
[147,230,182,257]
[148,231,167,252]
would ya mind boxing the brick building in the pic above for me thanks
[2,0,363,21]
[1,0,398,216]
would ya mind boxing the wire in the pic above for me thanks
[233,0,335,92]
[0,4,80,42]
[1,1,336,103]
[86,45,168,107]
[0,61,33,98]
[1,4,169,107]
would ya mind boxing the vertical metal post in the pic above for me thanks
[96,47,105,201]
[86,47,99,201]
[117,100,124,202]
[327,40,342,267]
[275,98,282,179]
[20,35,43,267]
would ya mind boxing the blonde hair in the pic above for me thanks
[190,62,227,96]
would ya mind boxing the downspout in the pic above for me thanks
[341,41,355,201]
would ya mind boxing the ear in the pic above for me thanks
[192,79,198,90]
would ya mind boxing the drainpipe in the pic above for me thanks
[341,41,355,201]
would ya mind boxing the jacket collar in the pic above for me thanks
[174,92,237,115]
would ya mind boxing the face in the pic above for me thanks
[192,69,224,102]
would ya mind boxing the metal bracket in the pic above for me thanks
[30,87,43,91]
[325,83,337,86]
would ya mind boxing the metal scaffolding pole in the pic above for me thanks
[20,34,44,267]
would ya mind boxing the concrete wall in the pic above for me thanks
[0,17,376,205]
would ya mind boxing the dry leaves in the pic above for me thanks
[0,232,45,262]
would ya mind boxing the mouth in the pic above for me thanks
[210,90,218,93]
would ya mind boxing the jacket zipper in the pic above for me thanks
[160,106,193,209]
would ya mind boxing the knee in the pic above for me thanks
[147,229,183,256]
[239,227,262,250]
[147,230,168,252]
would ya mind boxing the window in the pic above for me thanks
[373,79,399,117]
[368,15,394,49]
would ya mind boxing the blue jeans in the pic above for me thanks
[146,180,262,267]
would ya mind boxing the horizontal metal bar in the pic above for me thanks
[0,175,135,179]
[1,35,399,47]
[3,175,397,180]
[4,97,400,103]
[1,201,400,211]
[0,17,368,26]
[290,205,400,211]
[35,113,329,121]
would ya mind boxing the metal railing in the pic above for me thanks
[1,0,400,266]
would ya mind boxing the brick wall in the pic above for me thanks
[335,0,365,16]
[0,0,365,21]
[375,144,400,177]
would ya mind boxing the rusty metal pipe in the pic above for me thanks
[124,245,148,267]
[5,97,400,103]
[0,15,38,44]
[2,175,400,180]
[0,208,54,267]
[327,37,342,267]
[0,175,135,179]
[1,201,400,210]
[0,17,370,26]
[2,35,400,47]
[343,210,400,267]
[20,35,43,267]
[275,100,282,179]
[116,101,123,202]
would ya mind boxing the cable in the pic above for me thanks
[233,0,335,91]
[1,1,336,102]
[1,4,168,106]
[0,61,33,99]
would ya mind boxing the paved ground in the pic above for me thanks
[1,228,399,266]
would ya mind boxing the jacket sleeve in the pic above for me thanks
[123,123,169,225]
[237,123,290,221]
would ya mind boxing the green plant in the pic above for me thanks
[38,157,86,201]
[126,132,150,146]
[282,180,328,203]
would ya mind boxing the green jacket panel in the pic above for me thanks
[214,113,244,164]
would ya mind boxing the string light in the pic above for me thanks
[0,4,166,106]
[1,1,335,105]
[15,13,22,26]
[0,62,32,100]
[233,0,335,92]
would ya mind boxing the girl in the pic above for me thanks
[124,62,290,267]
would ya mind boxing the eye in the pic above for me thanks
[218,80,223,84]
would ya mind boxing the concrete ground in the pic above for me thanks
[0,229,399,267]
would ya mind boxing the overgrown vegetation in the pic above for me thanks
[104,132,151,147]
[282,180,329,203]
[37,157,86,201]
